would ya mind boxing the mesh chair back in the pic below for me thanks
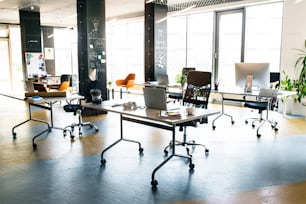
[183,71,211,109]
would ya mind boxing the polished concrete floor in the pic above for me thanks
[0,94,306,204]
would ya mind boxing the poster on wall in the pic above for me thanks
[25,52,46,78]
[44,47,54,60]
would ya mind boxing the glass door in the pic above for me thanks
[214,9,245,87]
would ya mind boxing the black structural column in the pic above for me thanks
[144,2,167,82]
[77,0,107,101]
[19,10,42,80]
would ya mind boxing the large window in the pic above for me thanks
[168,2,284,88]
[54,28,77,75]
[106,20,144,84]
[244,2,283,72]
[167,13,214,84]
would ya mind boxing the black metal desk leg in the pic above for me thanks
[12,103,51,149]
[100,114,143,165]
[212,93,235,130]
[151,125,194,188]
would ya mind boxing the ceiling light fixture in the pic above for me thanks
[294,0,304,3]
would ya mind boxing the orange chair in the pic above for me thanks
[116,73,136,98]
[49,75,71,91]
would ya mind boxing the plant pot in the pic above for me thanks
[91,94,102,104]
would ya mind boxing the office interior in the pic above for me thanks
[0,0,306,203]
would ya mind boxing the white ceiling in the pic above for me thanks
[0,0,145,27]
[0,0,246,27]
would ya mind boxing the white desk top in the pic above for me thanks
[83,100,219,126]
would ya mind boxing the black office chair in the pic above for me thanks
[164,71,211,156]
[63,100,98,139]
[168,67,196,103]
[244,88,279,138]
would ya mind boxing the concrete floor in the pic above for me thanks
[0,94,306,204]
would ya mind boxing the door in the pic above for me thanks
[214,9,245,87]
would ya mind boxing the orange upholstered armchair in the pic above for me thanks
[116,73,136,98]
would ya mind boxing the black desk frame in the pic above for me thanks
[100,113,194,188]
[12,100,71,149]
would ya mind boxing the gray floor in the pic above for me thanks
[1,111,306,204]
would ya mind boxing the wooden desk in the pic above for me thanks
[83,100,219,187]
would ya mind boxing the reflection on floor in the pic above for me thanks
[0,94,306,204]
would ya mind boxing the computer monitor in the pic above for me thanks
[235,63,270,89]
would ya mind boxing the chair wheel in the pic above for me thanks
[274,127,278,132]
[164,150,168,155]
[101,159,106,165]
[252,124,255,128]
[139,147,144,153]
[33,143,37,149]
[212,125,216,130]
[13,132,17,139]
[245,120,248,124]
[151,179,158,187]
[231,120,235,125]
[257,133,261,138]
[205,149,209,154]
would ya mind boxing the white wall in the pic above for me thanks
[280,0,306,79]
[279,0,306,116]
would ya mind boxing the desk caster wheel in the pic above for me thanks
[205,149,209,155]
[101,159,106,165]
[189,163,195,169]
[151,180,158,187]
[33,143,37,149]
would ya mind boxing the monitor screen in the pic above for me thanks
[235,63,270,89]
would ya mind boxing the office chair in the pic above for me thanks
[63,100,98,139]
[164,71,211,156]
[244,88,279,138]
[116,73,136,98]
[168,67,196,103]
[48,74,71,91]
[244,72,280,138]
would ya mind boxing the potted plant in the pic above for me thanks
[293,42,306,103]
[175,73,187,87]
[90,88,102,104]
[281,42,306,103]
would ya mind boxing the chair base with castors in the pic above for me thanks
[63,104,98,139]
[164,125,209,157]
[244,99,278,138]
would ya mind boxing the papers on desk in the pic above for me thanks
[159,109,182,119]
[27,96,46,103]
